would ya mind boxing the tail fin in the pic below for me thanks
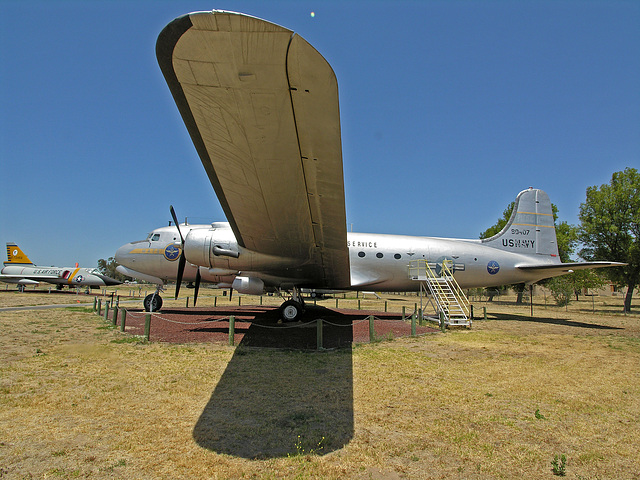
[481,188,559,258]
[4,243,35,266]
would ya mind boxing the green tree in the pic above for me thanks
[98,256,129,283]
[546,269,607,306]
[579,168,640,312]
[554,221,578,263]
[479,202,515,240]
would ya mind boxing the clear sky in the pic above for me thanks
[1,0,638,267]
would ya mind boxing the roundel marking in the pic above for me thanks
[74,275,84,283]
[164,244,181,261]
[487,261,500,275]
[12,249,18,256]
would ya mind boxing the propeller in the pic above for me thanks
[170,205,187,300]
[193,268,201,306]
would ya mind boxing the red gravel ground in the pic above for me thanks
[113,304,438,349]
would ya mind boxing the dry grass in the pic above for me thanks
[1,290,639,479]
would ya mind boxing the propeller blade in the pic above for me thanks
[170,206,187,300]
[169,205,184,244]
[193,268,201,306]
[175,253,186,299]
[229,287,233,302]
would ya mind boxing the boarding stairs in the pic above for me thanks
[408,259,471,327]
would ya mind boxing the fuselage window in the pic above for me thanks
[376,252,383,258]
[394,253,402,259]
[358,251,366,258]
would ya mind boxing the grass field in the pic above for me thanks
[1,287,639,479]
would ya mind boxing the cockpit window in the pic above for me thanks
[151,234,160,241]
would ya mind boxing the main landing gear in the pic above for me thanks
[141,283,306,322]
[278,287,305,322]
[143,286,164,312]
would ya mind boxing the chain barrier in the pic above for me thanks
[116,308,422,330]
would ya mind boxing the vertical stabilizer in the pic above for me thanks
[481,188,559,258]
[4,243,35,266]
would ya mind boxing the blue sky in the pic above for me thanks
[1,0,638,267]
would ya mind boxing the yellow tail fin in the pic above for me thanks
[5,243,34,265]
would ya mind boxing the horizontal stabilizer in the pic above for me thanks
[518,261,626,274]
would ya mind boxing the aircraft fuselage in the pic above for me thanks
[115,223,561,292]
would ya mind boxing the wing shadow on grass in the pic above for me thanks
[489,312,623,330]
[193,306,354,458]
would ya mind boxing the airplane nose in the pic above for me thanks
[115,243,133,267]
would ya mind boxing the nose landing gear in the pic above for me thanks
[143,286,164,312]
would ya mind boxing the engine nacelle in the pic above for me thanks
[183,223,303,272]
[183,223,239,269]
[231,276,264,295]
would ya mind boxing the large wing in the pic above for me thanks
[156,10,350,288]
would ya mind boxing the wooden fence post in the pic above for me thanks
[144,314,151,341]
[316,319,323,350]
[368,315,375,342]
[120,310,126,332]
[229,315,235,346]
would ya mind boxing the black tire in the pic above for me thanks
[280,300,303,322]
[144,294,163,312]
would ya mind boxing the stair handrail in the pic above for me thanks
[423,260,452,315]
[440,260,470,317]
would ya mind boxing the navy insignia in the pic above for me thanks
[164,244,181,261]
[487,261,500,275]
[74,275,84,283]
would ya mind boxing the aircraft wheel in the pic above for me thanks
[280,300,303,322]
[144,294,163,312]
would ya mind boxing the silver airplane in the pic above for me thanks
[115,10,620,319]
[1,242,121,290]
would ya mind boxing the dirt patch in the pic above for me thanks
[116,305,438,348]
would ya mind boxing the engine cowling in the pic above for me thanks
[231,276,264,295]
[183,224,239,270]
[183,223,303,272]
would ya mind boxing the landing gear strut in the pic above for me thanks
[144,285,164,312]
[278,287,305,322]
